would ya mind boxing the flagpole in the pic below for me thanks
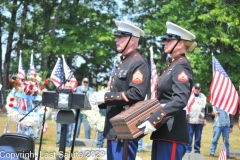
[211,52,214,77]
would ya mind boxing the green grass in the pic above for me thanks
[1,113,240,160]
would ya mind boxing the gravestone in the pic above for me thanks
[182,153,204,160]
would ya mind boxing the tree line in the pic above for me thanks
[1,0,239,102]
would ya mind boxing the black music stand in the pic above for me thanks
[42,90,91,160]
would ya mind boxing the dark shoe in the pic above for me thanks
[209,154,214,157]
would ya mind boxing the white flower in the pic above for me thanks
[82,88,107,132]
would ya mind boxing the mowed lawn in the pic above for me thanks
[0,113,240,160]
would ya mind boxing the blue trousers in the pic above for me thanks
[187,123,204,153]
[151,140,187,160]
[107,139,138,160]
[210,126,230,156]
[96,109,106,147]
[56,123,73,147]
[138,138,143,151]
[75,113,91,139]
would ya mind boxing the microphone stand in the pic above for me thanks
[18,101,42,122]
[69,90,87,160]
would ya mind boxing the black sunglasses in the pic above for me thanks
[195,87,200,90]
[83,81,89,84]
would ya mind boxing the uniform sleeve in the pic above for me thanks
[148,62,193,128]
[104,61,150,106]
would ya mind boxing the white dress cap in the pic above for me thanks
[115,21,145,37]
[166,22,196,41]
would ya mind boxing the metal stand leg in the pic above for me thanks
[56,124,67,160]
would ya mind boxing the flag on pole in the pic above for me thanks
[3,122,10,133]
[29,51,36,78]
[208,55,239,115]
[107,57,118,89]
[62,55,78,91]
[50,58,64,88]
[18,50,25,79]
[186,87,196,114]
[218,143,227,160]
[150,46,157,99]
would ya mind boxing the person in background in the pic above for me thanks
[94,21,150,160]
[138,21,197,160]
[75,77,94,139]
[137,138,143,152]
[186,83,207,154]
[209,106,233,158]
[96,109,106,148]
[56,82,74,147]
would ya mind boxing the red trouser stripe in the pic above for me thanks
[171,142,177,160]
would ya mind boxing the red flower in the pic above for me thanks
[10,97,15,101]
[14,86,18,90]
[32,91,38,96]
[23,82,27,86]
[9,78,14,84]
[40,86,45,90]
[15,80,19,85]
[29,84,34,90]
[34,73,37,77]
[26,91,32,95]
[9,103,14,107]
[44,79,49,85]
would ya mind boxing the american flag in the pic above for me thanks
[186,87,196,114]
[3,122,10,133]
[208,55,238,115]
[150,46,157,99]
[18,51,25,79]
[29,52,36,78]
[50,58,64,88]
[107,57,118,89]
[62,55,78,91]
[218,143,227,160]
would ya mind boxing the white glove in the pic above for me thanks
[89,93,97,105]
[137,120,156,134]
[95,92,106,105]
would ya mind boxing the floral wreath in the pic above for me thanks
[82,88,107,132]
[5,71,53,127]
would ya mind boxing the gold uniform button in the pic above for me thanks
[153,122,156,125]
[118,67,120,70]
[111,86,113,88]
[157,117,160,120]
[161,113,164,116]
[115,73,117,76]
[117,96,119,98]
[111,96,113,98]
[123,56,125,59]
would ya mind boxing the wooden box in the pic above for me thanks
[109,99,162,139]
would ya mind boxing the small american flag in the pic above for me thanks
[150,46,157,99]
[62,55,78,91]
[107,57,118,89]
[50,58,64,88]
[218,143,227,160]
[208,55,238,115]
[3,122,10,133]
[186,87,195,114]
[18,51,25,79]
[29,52,36,78]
